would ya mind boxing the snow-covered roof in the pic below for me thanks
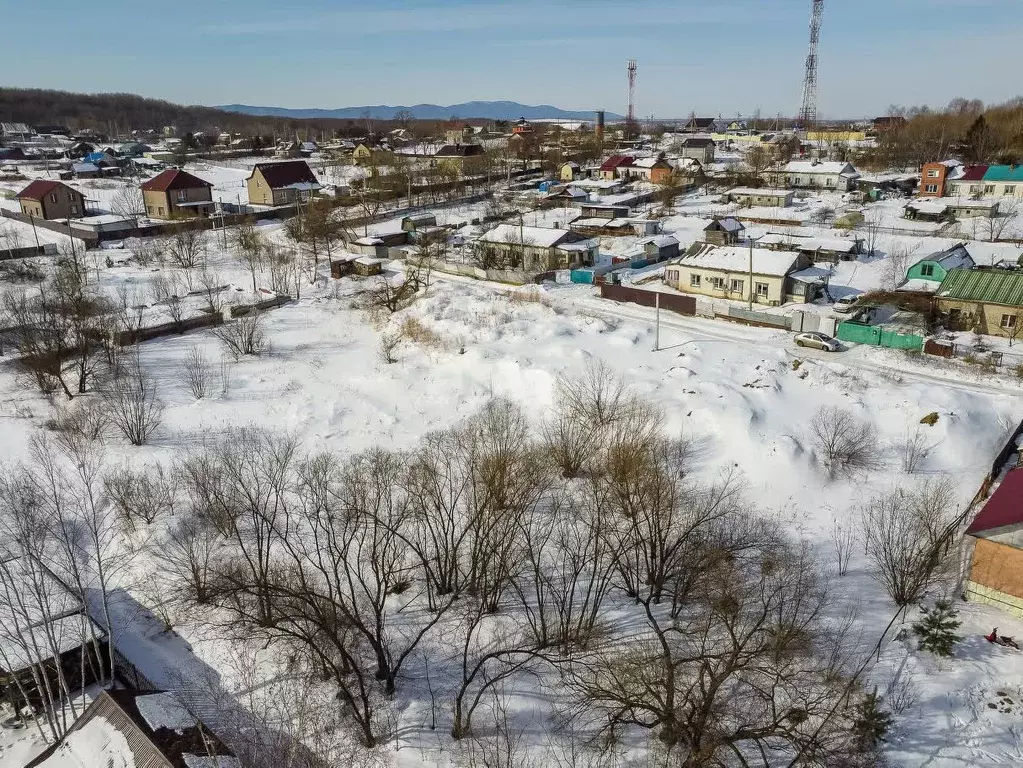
[633,156,668,169]
[677,245,802,277]
[705,217,744,233]
[183,756,243,768]
[355,236,383,245]
[905,201,948,215]
[783,160,857,176]
[478,224,570,248]
[796,236,861,254]
[897,278,940,293]
[638,234,679,248]
[727,187,793,197]
[136,692,197,734]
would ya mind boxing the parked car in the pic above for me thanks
[794,332,841,352]
[832,295,859,314]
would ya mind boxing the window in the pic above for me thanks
[1006,186,1016,195]
[920,264,935,277]
[690,273,701,287]
[970,185,979,193]
[755,282,769,298]
[985,185,995,194]
[951,185,961,195]
[826,178,834,186]
[729,278,744,293]
[710,276,725,289]
[49,193,57,203]
[158,207,164,215]
[925,184,938,193]
[793,177,801,185]
[926,169,940,178]
[177,190,188,202]
[69,205,78,215]
[1001,314,1018,330]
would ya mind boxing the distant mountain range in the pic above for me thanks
[218,101,622,122]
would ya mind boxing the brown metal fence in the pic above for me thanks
[599,284,696,315]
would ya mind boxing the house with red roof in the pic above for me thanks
[140,168,214,220]
[945,164,990,198]
[965,467,1023,616]
[15,180,86,220]
[599,155,635,180]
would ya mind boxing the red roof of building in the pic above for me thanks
[966,468,1023,535]
[251,160,318,189]
[140,168,213,192]
[959,165,990,182]
[16,179,69,200]
[600,155,635,172]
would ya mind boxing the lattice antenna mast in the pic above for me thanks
[627,59,638,124]
[799,0,824,129]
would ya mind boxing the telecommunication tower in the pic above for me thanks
[798,0,824,129]
[627,59,638,124]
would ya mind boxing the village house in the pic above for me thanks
[919,160,962,197]
[25,689,239,768]
[677,137,716,164]
[434,143,486,172]
[725,187,795,208]
[954,165,1023,200]
[626,155,674,183]
[141,168,214,220]
[901,244,974,289]
[703,217,745,246]
[475,223,597,273]
[964,467,1023,617]
[512,118,534,135]
[633,234,680,262]
[246,160,321,206]
[945,165,989,198]
[274,139,301,158]
[766,160,860,191]
[559,161,582,182]
[935,268,1023,337]
[758,232,864,264]
[15,179,86,220]
[663,243,812,306]
[680,117,719,134]
[599,155,634,180]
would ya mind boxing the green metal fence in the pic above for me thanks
[836,321,923,351]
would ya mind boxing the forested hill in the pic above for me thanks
[0,88,373,138]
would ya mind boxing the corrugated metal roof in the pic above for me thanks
[967,468,1023,534]
[982,165,1023,182]
[936,268,1023,307]
[958,164,989,181]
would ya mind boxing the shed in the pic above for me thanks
[703,216,745,246]
[354,256,384,276]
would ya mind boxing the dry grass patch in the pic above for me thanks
[398,316,447,350]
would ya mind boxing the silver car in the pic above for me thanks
[794,332,841,352]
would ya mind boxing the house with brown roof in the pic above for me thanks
[16,180,86,220]
[964,467,1023,616]
[141,169,214,220]
[434,143,486,173]
[246,160,321,206]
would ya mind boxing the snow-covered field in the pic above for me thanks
[1,223,1022,766]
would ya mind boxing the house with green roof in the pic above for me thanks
[981,165,1023,200]
[935,267,1023,337]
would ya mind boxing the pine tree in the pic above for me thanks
[851,690,893,752]
[912,599,962,657]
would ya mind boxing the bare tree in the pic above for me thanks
[111,186,146,224]
[896,424,938,473]
[986,201,1019,242]
[831,519,856,577]
[168,227,207,269]
[104,350,164,445]
[182,345,214,399]
[860,477,960,607]
[103,462,176,528]
[809,406,880,474]
[197,268,228,316]
[234,222,265,294]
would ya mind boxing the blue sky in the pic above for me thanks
[2,0,1021,117]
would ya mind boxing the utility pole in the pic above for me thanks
[654,291,661,351]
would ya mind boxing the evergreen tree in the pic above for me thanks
[912,599,962,657]
[851,690,893,752]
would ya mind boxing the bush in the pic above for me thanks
[809,406,879,473]
[912,599,962,657]
[48,398,108,445]
[105,356,164,446]
[213,311,267,359]
[182,346,213,400]
[398,316,446,349]
[104,463,176,528]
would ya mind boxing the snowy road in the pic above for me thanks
[428,270,1023,398]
